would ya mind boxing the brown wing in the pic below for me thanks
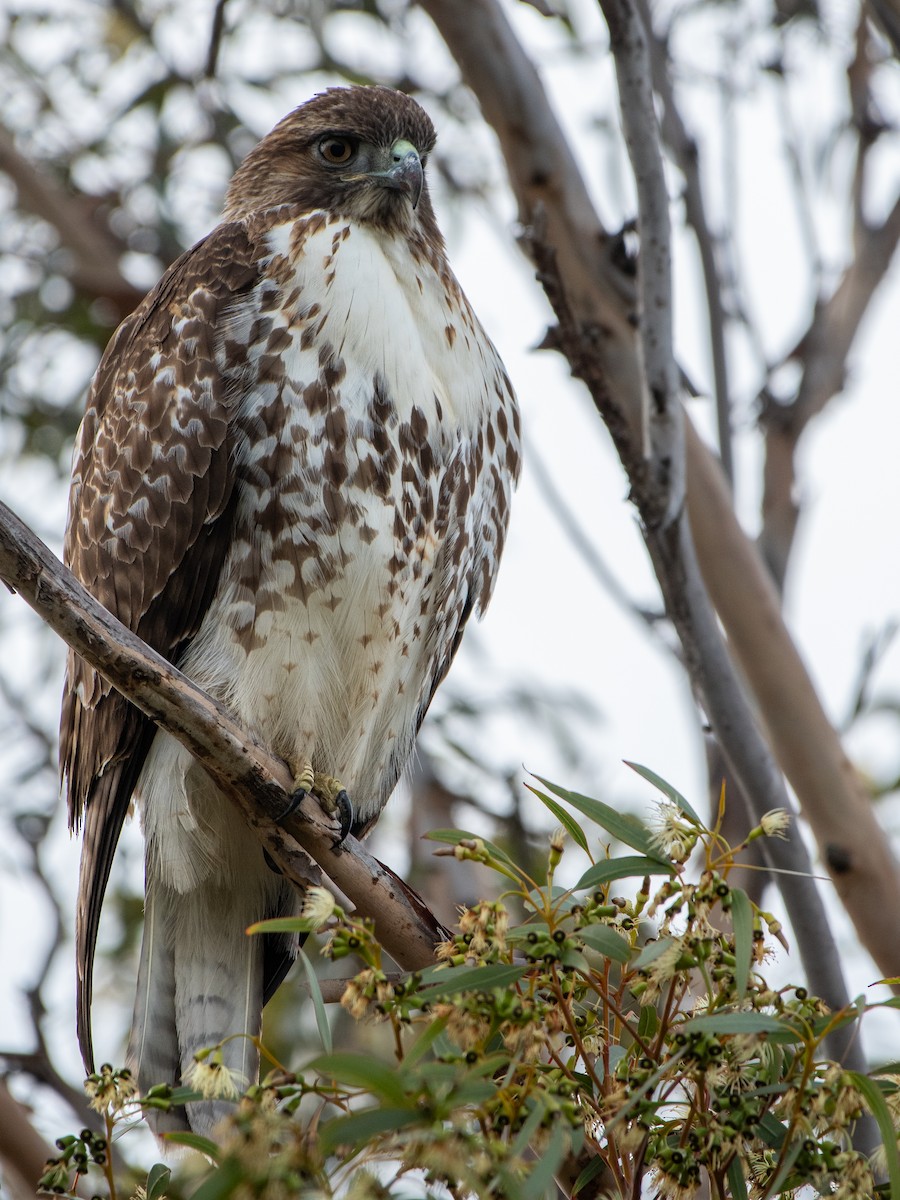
[59,221,262,1070]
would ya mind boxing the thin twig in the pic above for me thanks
[205,0,229,78]
[524,433,666,639]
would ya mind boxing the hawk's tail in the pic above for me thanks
[127,870,297,1137]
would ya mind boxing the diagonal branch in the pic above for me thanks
[0,500,448,972]
[0,124,144,320]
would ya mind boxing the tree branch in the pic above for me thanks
[759,16,900,591]
[0,1080,62,1200]
[0,500,449,973]
[636,0,734,488]
[0,124,144,320]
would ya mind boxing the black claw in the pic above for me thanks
[335,790,353,845]
[276,787,307,824]
[263,849,282,875]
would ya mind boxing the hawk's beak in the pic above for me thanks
[370,139,424,209]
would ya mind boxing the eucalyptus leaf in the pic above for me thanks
[297,945,332,1054]
[532,775,657,855]
[525,784,590,853]
[624,761,702,824]
[730,887,753,1001]
[679,1012,803,1042]
[418,963,529,998]
[848,1071,900,1199]
[146,1164,172,1200]
[308,1052,408,1106]
[575,855,672,891]
[578,924,633,964]
[180,1157,243,1200]
[319,1106,420,1156]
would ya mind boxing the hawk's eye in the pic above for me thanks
[318,137,356,165]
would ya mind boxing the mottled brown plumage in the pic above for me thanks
[60,86,519,1133]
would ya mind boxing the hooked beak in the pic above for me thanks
[369,139,424,209]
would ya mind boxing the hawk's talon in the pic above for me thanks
[275,759,315,824]
[334,789,353,844]
[275,787,306,825]
[311,772,354,844]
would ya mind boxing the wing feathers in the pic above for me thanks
[60,222,263,1070]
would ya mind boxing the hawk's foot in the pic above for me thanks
[312,773,354,844]
[275,759,315,824]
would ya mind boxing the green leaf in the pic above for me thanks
[308,1052,408,1106]
[872,1062,900,1079]
[572,1152,609,1196]
[727,1153,749,1200]
[637,1004,659,1041]
[532,775,657,856]
[156,1085,205,1106]
[679,1012,804,1042]
[525,785,589,853]
[762,1138,804,1198]
[510,1102,548,1158]
[146,1164,172,1200]
[624,761,702,824]
[247,916,320,935]
[574,855,672,891]
[633,936,677,970]
[450,1080,496,1107]
[577,924,633,964]
[423,828,517,867]
[180,1157,243,1200]
[520,1120,570,1200]
[730,887,753,1001]
[848,1072,900,1199]
[757,1111,788,1148]
[162,1131,221,1159]
[319,1106,420,1156]
[297,945,332,1054]
[402,1012,449,1069]
[418,962,529,998]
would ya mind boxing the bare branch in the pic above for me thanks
[0,500,449,972]
[867,0,900,59]
[0,125,144,319]
[636,0,734,488]
[602,0,684,529]
[205,0,229,78]
[759,15,900,590]
[0,1080,60,1200]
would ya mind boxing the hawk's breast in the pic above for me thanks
[168,212,516,822]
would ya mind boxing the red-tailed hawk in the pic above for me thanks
[60,86,520,1133]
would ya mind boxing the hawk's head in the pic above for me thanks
[224,87,440,240]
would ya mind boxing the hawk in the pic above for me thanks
[60,86,520,1133]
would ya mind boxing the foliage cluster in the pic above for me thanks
[41,770,900,1199]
